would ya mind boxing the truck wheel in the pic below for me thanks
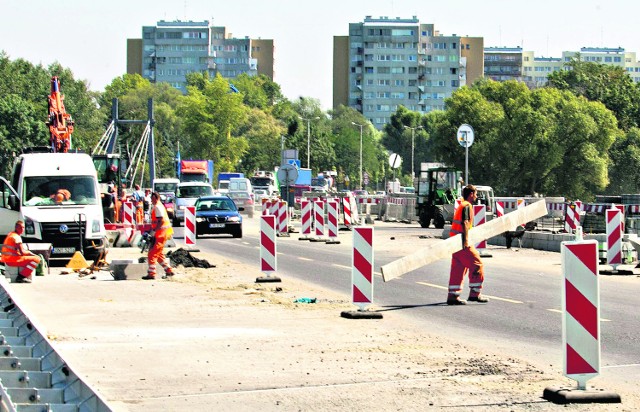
[419,216,431,228]
[434,208,446,229]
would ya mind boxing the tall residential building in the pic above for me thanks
[333,16,484,129]
[127,20,274,93]
[486,46,640,88]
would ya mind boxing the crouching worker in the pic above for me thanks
[1,220,41,283]
[142,192,175,280]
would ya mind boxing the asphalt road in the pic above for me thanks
[176,215,640,392]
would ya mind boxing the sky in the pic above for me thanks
[0,0,636,110]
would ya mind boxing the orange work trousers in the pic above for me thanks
[4,255,41,278]
[448,246,484,299]
[147,229,173,277]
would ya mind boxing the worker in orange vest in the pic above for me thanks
[447,184,488,305]
[133,184,145,224]
[1,220,41,283]
[142,192,175,280]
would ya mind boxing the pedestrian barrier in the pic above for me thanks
[606,208,622,269]
[326,200,340,244]
[277,200,289,236]
[564,201,582,234]
[544,238,620,404]
[185,206,196,246]
[299,200,312,240]
[342,196,353,227]
[312,200,327,242]
[340,227,382,319]
[257,215,280,283]
[473,204,490,257]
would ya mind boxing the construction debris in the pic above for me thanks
[166,248,215,269]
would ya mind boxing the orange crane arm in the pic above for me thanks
[47,76,75,153]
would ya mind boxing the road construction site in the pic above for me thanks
[2,215,639,411]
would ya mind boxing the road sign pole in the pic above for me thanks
[465,142,469,185]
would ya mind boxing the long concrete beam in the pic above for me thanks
[381,200,548,282]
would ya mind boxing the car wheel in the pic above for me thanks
[232,226,243,238]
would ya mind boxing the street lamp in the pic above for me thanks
[404,125,423,180]
[299,116,320,170]
[352,122,364,190]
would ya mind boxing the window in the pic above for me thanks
[378,67,390,74]
[391,29,414,36]
[391,67,405,74]
[378,79,390,86]
[390,92,404,99]
[365,67,374,73]
[394,79,404,86]
[408,55,417,62]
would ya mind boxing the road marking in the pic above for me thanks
[547,308,611,321]
[332,264,351,270]
[298,257,313,261]
[416,282,524,304]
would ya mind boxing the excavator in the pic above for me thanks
[46,76,74,153]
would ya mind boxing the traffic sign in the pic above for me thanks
[363,171,369,185]
[286,159,301,169]
[277,164,298,185]
[457,124,474,148]
[388,153,402,169]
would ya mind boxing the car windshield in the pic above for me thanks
[23,176,98,206]
[177,185,213,198]
[196,198,237,212]
[155,182,178,193]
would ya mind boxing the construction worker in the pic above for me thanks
[1,220,41,283]
[447,184,489,305]
[142,191,175,280]
[133,184,145,224]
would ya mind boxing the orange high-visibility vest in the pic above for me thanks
[449,200,473,238]
[151,203,173,237]
[1,232,23,262]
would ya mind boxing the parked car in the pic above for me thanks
[174,182,214,226]
[353,190,368,196]
[194,195,243,238]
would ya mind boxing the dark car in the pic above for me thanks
[194,195,243,238]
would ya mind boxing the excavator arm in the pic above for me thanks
[46,76,74,153]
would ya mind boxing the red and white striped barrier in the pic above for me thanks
[185,206,196,246]
[261,198,270,215]
[356,197,382,204]
[495,200,504,218]
[473,205,487,250]
[612,204,625,233]
[277,200,288,235]
[343,197,353,227]
[606,208,622,268]
[300,200,312,237]
[564,201,582,234]
[260,215,277,276]
[561,240,600,389]
[352,227,374,311]
[314,200,326,240]
[122,201,135,243]
[326,200,340,244]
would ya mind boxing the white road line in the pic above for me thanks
[298,257,313,261]
[416,282,524,304]
[332,264,351,270]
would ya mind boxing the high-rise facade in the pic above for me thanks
[128,20,274,93]
[333,16,483,129]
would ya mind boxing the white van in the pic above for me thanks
[6,152,106,263]
[174,181,214,226]
[153,178,180,196]
[228,177,254,218]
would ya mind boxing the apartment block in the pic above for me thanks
[487,46,640,87]
[333,16,484,129]
[127,20,274,93]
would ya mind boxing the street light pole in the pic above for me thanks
[404,125,423,180]
[352,122,364,190]
[299,116,319,170]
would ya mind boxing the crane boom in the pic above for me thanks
[47,76,74,153]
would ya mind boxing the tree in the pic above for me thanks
[178,73,249,173]
[427,80,617,199]
[547,57,640,131]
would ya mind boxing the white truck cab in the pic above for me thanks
[3,151,107,263]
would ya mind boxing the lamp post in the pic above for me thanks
[351,122,364,190]
[404,125,423,180]
[299,116,319,170]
